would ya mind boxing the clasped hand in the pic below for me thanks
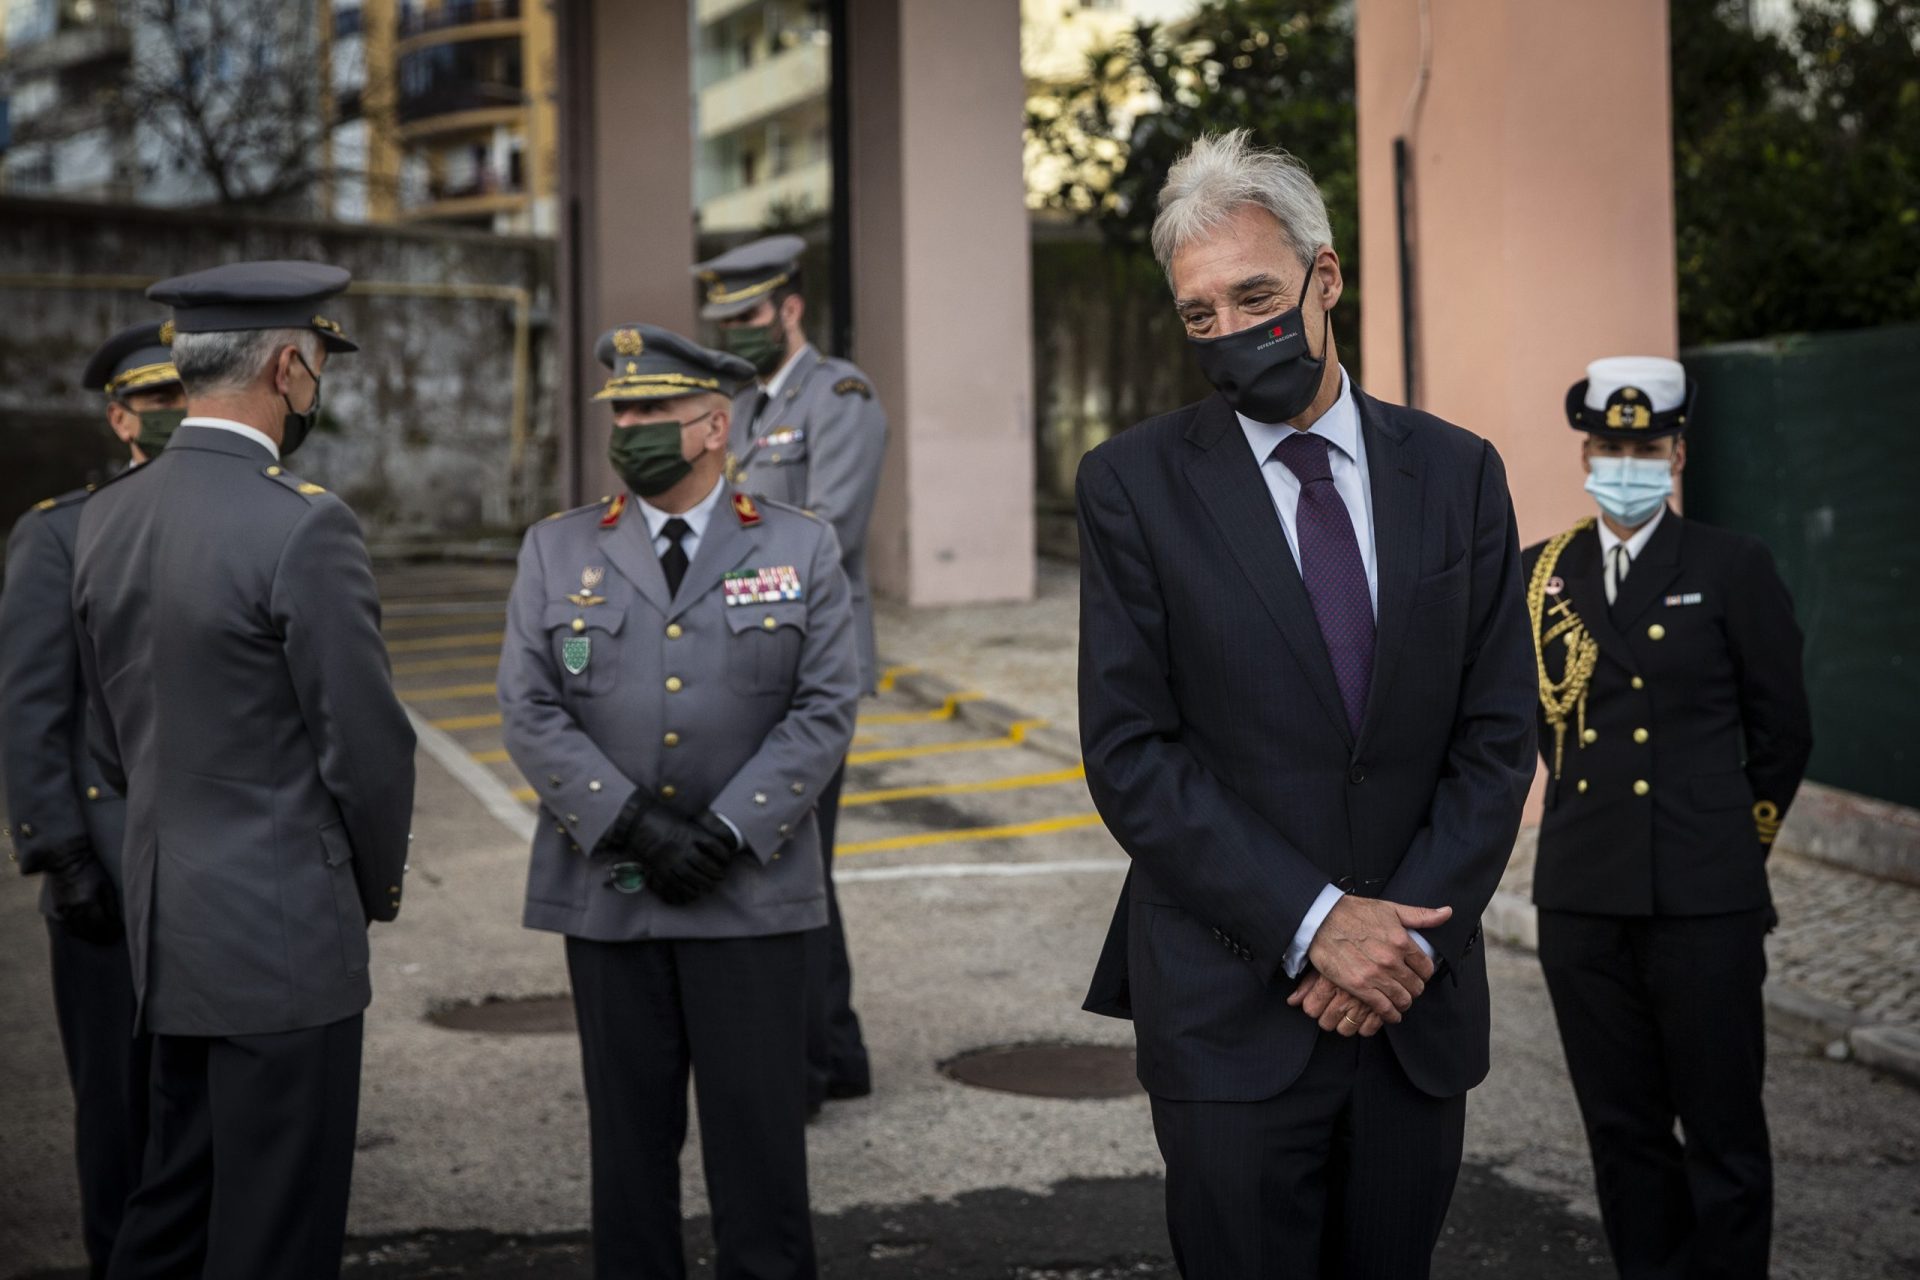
[623,806,737,906]
[1286,894,1451,1038]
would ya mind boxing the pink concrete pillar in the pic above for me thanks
[1355,0,1678,548]
[845,0,1036,605]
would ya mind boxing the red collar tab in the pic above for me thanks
[733,492,762,527]
[600,494,627,527]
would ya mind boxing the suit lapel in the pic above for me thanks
[596,498,672,615]
[668,486,755,621]
[1353,393,1419,752]
[1183,395,1354,747]
[1559,526,1634,668]
[1608,509,1684,629]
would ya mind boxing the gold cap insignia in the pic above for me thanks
[158,320,175,345]
[613,328,645,357]
[312,315,343,336]
[1621,386,1639,400]
[626,361,638,374]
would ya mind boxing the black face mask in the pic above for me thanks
[281,350,323,459]
[1187,261,1328,424]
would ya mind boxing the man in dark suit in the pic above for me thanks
[1526,356,1813,1279]
[71,262,416,1280]
[1077,130,1537,1277]
[1,320,181,1276]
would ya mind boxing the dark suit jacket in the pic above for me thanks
[71,425,416,1037]
[1524,513,1812,916]
[1077,389,1536,1103]
[1,489,129,917]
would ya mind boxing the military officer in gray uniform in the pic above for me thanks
[1,320,182,1277]
[499,323,859,1280]
[697,234,886,1109]
[71,262,416,1280]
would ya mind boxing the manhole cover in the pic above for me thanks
[940,1042,1141,1099]
[426,994,575,1034]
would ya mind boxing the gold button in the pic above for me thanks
[770,453,782,463]
[389,884,400,893]
[1631,676,1645,690]
[753,792,768,805]
[266,466,282,477]
[664,732,680,747]
[666,623,683,639]
[554,824,567,835]
[567,813,578,824]
[779,823,792,836]
[1648,624,1666,641]
[1581,728,1598,745]
[660,784,677,799]
[790,782,805,795]
[19,823,31,837]
[571,618,586,633]
[86,786,101,800]
[549,774,561,785]
[1634,780,1650,796]
[762,616,777,630]
[1633,728,1649,744]
[665,676,683,692]
[588,780,602,792]
[1577,779,1589,793]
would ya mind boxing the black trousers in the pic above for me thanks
[567,932,816,1280]
[1149,1031,1466,1279]
[1538,909,1772,1280]
[803,764,870,1106]
[105,1014,363,1280]
[48,919,151,1279]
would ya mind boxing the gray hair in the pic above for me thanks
[1150,129,1333,279]
[171,328,323,396]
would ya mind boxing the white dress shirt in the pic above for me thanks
[1236,369,1430,978]
[181,416,280,461]
[1598,504,1666,605]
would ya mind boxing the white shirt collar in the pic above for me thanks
[181,416,280,461]
[1597,503,1667,560]
[636,474,727,542]
[764,341,815,400]
[1237,366,1359,463]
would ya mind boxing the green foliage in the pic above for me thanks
[1026,0,1360,368]
[1673,0,1920,344]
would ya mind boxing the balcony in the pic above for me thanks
[399,161,528,222]
[4,21,130,78]
[398,35,525,124]
[696,0,762,24]
[699,156,830,233]
[399,0,522,37]
[698,39,828,141]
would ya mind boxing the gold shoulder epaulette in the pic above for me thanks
[833,376,873,400]
[262,467,330,500]
[1529,517,1597,779]
[34,498,56,511]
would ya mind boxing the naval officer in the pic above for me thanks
[498,323,859,1279]
[71,261,417,1279]
[1525,356,1813,1279]
[696,234,887,1110]
[1,319,182,1275]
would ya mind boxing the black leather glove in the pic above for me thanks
[45,845,122,945]
[626,806,733,906]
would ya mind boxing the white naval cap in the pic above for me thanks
[1583,356,1687,414]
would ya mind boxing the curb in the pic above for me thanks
[875,660,1919,1091]
[1486,888,1918,1089]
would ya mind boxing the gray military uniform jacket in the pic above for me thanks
[2,488,129,917]
[499,482,860,942]
[71,425,417,1037]
[730,345,887,692]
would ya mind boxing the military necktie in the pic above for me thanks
[659,517,691,598]
[1605,543,1630,607]
[1273,432,1375,736]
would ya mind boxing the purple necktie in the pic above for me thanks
[1273,432,1374,735]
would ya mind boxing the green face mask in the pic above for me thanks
[133,408,186,456]
[609,412,710,497]
[721,318,787,376]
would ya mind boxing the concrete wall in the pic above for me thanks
[0,197,557,547]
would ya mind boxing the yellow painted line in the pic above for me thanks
[876,665,920,693]
[385,630,505,654]
[858,691,984,727]
[846,720,1047,766]
[431,712,503,731]
[399,682,498,701]
[471,749,511,764]
[840,764,1086,809]
[850,734,882,748]
[837,813,1104,857]
[513,786,537,802]
[391,654,500,675]
[382,610,504,631]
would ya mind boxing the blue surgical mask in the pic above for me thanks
[1585,455,1673,527]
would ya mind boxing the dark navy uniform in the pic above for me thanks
[0,320,179,1277]
[1525,357,1812,1280]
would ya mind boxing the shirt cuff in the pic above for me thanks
[1409,929,1434,962]
[713,811,746,851]
[1285,882,1346,979]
